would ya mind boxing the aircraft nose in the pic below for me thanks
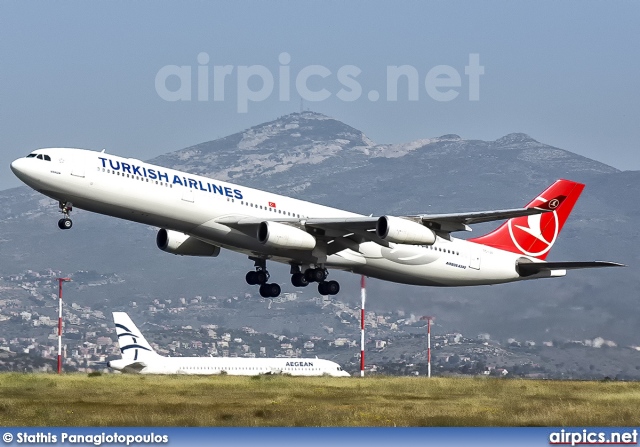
[10,158,27,176]
[10,157,33,183]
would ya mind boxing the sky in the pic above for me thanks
[1,1,638,190]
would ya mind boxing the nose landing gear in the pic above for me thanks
[58,201,73,230]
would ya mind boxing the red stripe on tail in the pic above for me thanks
[468,179,585,260]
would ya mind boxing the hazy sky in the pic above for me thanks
[1,1,638,190]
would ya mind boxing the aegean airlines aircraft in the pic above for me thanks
[107,312,349,376]
[11,148,621,298]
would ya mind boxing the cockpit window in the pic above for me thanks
[30,153,51,161]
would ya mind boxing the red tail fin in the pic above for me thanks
[468,179,585,260]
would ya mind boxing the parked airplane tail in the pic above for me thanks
[112,312,159,361]
[468,179,585,260]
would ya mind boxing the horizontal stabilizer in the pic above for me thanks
[517,261,625,277]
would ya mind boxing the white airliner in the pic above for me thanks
[10,148,621,298]
[107,312,349,376]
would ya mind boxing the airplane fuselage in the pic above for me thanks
[11,148,549,287]
[108,355,349,377]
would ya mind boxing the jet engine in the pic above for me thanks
[257,221,316,250]
[376,216,436,245]
[156,229,221,256]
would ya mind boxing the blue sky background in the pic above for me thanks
[1,1,638,190]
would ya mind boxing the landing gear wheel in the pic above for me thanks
[291,272,309,287]
[58,201,73,229]
[259,283,281,298]
[246,271,258,285]
[318,280,340,296]
[269,283,281,297]
[256,270,269,285]
[58,218,72,230]
[326,280,340,295]
[305,268,326,283]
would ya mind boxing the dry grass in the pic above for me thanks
[1,373,640,426]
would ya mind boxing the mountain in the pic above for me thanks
[1,111,638,347]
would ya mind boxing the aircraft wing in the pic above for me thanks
[303,206,552,236]
[306,193,563,236]
[410,207,555,233]
[214,195,562,245]
[516,261,625,277]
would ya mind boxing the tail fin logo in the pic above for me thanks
[507,195,558,257]
[548,198,560,209]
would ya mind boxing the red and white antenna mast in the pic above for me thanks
[57,277,71,374]
[360,275,366,377]
[420,316,435,377]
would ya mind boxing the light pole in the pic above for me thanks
[420,316,435,377]
[57,277,71,374]
[360,275,366,377]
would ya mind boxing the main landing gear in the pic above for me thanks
[57,201,73,230]
[291,266,340,296]
[245,258,281,298]
[246,260,341,298]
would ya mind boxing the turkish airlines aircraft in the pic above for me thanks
[108,312,349,376]
[10,148,621,298]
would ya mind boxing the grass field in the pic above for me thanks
[1,373,640,426]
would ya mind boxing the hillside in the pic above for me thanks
[0,112,637,348]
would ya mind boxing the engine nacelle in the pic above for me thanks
[156,229,221,256]
[376,216,436,245]
[257,221,316,250]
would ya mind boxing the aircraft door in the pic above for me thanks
[469,249,481,270]
[182,190,194,203]
[71,165,85,178]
